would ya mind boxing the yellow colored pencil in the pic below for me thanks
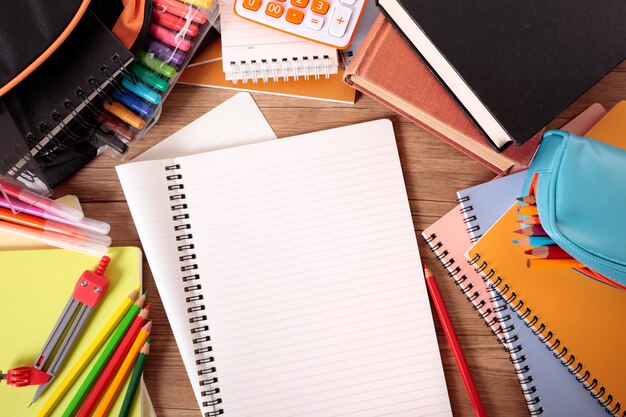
[36,287,141,417]
[92,322,152,417]
[526,258,584,269]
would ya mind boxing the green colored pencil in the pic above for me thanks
[119,338,150,417]
[63,294,147,417]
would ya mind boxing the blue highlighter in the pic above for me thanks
[111,90,154,118]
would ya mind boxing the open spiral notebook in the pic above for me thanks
[117,117,452,417]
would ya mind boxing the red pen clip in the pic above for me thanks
[0,367,52,387]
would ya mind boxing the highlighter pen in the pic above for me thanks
[103,102,146,130]
[149,24,191,51]
[146,39,186,66]
[138,51,178,78]
[0,220,107,257]
[111,90,154,117]
[0,195,110,235]
[121,78,162,105]
[153,10,199,36]
[153,0,207,24]
[0,180,84,222]
[179,0,212,9]
[0,206,112,246]
[131,63,170,91]
[98,112,136,142]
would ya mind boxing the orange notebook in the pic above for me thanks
[345,15,542,174]
[467,203,626,415]
[179,37,356,104]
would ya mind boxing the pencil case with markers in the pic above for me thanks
[520,129,626,289]
[0,0,217,191]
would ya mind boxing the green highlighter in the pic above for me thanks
[138,52,177,79]
[131,64,169,92]
[62,294,146,417]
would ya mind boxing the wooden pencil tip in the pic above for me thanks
[135,293,147,308]
[128,287,140,300]
[139,306,151,319]
[142,339,151,354]
[143,321,153,332]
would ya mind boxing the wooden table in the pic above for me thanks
[56,61,625,417]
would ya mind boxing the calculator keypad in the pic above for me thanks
[235,0,365,48]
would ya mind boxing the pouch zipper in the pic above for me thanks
[131,0,154,54]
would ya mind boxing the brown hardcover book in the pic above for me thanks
[345,15,542,174]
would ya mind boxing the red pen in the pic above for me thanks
[153,10,199,36]
[423,263,487,417]
[153,0,207,24]
[149,24,191,51]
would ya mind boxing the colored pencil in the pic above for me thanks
[76,318,152,417]
[517,195,536,205]
[517,216,541,225]
[525,246,572,259]
[94,335,151,417]
[512,236,554,246]
[36,288,140,417]
[514,225,548,237]
[527,258,585,269]
[423,264,486,417]
[62,298,149,417]
[517,205,539,216]
[118,339,150,417]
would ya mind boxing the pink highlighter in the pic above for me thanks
[0,180,84,222]
[149,24,191,51]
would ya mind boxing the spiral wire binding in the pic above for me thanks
[455,196,483,242]
[423,232,544,415]
[165,164,224,417]
[5,53,134,181]
[468,253,624,416]
[229,55,332,84]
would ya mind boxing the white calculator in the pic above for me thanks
[234,0,366,49]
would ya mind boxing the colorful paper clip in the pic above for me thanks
[0,257,111,405]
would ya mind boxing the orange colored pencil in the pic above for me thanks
[518,205,539,216]
[517,216,541,225]
[527,258,584,269]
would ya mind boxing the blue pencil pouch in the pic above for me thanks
[522,130,626,287]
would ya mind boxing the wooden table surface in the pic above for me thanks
[55,61,625,417]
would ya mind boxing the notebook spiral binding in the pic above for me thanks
[228,55,332,84]
[165,163,224,417]
[468,252,624,417]
[456,196,482,243]
[7,54,135,180]
[423,232,544,416]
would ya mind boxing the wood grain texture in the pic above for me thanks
[54,61,625,417]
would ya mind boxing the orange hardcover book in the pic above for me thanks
[179,36,356,104]
[345,16,542,174]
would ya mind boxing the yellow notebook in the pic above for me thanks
[0,247,143,417]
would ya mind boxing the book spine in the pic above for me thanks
[344,14,387,84]
[468,252,622,416]
[165,162,224,417]
[422,233,543,415]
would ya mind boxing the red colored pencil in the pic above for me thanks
[514,225,548,237]
[423,264,486,417]
[525,246,572,259]
[75,306,151,417]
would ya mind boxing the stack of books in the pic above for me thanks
[423,101,626,416]
[346,3,625,174]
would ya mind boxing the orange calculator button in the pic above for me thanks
[310,0,330,15]
[242,0,262,11]
[290,0,309,7]
[285,8,305,24]
[265,2,285,17]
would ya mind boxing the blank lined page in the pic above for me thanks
[178,119,452,416]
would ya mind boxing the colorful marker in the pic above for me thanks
[131,63,170,92]
[112,90,154,117]
[153,10,199,36]
[98,112,136,142]
[149,24,191,51]
[103,102,146,130]
[153,0,207,24]
[138,51,178,78]
[121,79,162,105]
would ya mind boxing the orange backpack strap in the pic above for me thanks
[112,0,148,49]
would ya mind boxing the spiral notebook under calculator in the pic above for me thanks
[117,119,452,417]
[220,1,339,83]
